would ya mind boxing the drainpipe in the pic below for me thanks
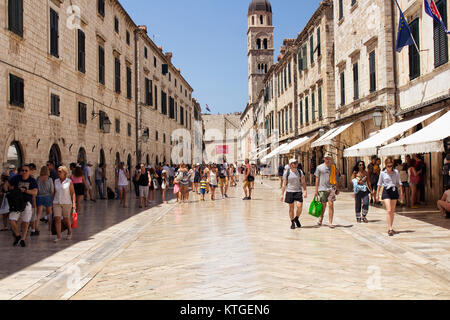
[390,0,399,123]
[134,29,140,165]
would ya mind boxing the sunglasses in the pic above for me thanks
[21,170,29,173]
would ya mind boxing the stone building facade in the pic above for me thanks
[203,114,240,164]
[1,0,200,190]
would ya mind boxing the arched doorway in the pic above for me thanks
[77,147,87,165]
[99,149,106,165]
[49,144,62,167]
[8,141,24,169]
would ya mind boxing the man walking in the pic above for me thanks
[281,159,307,230]
[243,159,255,200]
[278,164,285,188]
[314,153,340,229]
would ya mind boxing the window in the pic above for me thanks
[99,110,106,130]
[98,0,105,17]
[115,119,120,134]
[50,8,59,57]
[8,0,23,36]
[78,102,87,124]
[288,62,291,85]
[310,35,314,64]
[154,85,158,109]
[144,47,148,59]
[318,87,323,119]
[161,91,167,115]
[339,0,343,20]
[305,96,309,124]
[169,97,175,119]
[126,30,130,45]
[145,78,153,106]
[340,72,345,106]
[299,100,303,126]
[180,106,184,125]
[115,57,121,94]
[169,73,171,82]
[260,15,263,24]
[126,66,132,99]
[77,29,86,73]
[50,94,60,116]
[312,92,315,121]
[409,19,420,80]
[175,102,178,120]
[263,39,268,49]
[9,74,24,107]
[352,0,357,5]
[114,16,119,33]
[317,27,321,57]
[369,50,376,92]
[434,0,448,67]
[302,45,308,70]
[163,133,166,144]
[257,39,261,49]
[99,45,105,85]
[128,123,131,137]
[284,67,287,90]
[153,56,157,67]
[155,131,158,141]
[353,63,359,100]
[175,79,177,88]
[289,106,293,131]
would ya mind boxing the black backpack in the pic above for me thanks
[218,165,226,179]
[107,187,116,200]
[6,188,27,212]
[286,168,304,180]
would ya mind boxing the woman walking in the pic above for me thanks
[193,165,201,194]
[53,166,76,242]
[116,162,130,208]
[34,166,54,236]
[137,164,150,208]
[177,163,191,203]
[0,172,10,231]
[71,166,88,214]
[376,157,403,236]
[397,160,409,207]
[280,159,307,230]
[352,161,371,223]
[209,165,218,201]
[407,158,420,209]
[161,170,168,204]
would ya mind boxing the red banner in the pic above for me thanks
[216,145,229,155]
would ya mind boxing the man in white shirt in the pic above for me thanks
[84,162,95,202]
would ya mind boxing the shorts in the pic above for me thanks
[382,188,399,200]
[53,204,72,218]
[285,192,303,204]
[243,180,254,188]
[318,189,336,203]
[371,183,378,192]
[74,183,85,196]
[37,195,53,208]
[118,185,128,192]
[209,184,218,188]
[194,177,201,183]
[402,181,409,187]
[9,203,33,223]
[200,189,206,195]
[218,177,228,186]
[139,186,149,197]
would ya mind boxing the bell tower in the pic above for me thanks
[247,0,274,104]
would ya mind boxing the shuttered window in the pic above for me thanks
[340,72,345,106]
[128,123,132,137]
[115,119,120,134]
[299,100,303,126]
[50,94,60,116]
[288,62,291,85]
[289,106,293,131]
[369,50,376,92]
[50,8,59,57]
[154,85,158,110]
[126,30,130,45]
[339,0,343,20]
[434,0,448,68]
[99,45,105,85]
[114,57,121,94]
[114,16,119,33]
[353,63,359,100]
[161,91,167,115]
[310,35,314,64]
[305,96,309,124]
[78,102,87,124]
[180,106,184,125]
[126,67,132,99]
[8,0,23,37]
[78,29,86,73]
[317,27,321,57]
[312,92,316,121]
[169,97,175,119]
[145,78,153,106]
[409,18,420,80]
[10,74,24,107]
[318,87,323,119]
[98,0,105,17]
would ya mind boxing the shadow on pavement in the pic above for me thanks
[0,189,176,281]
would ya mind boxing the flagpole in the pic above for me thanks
[393,0,421,55]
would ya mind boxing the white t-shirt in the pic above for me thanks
[118,169,129,186]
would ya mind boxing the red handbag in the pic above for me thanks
[71,210,78,229]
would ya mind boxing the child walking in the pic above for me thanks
[200,175,208,201]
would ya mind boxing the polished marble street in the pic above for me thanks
[0,177,449,300]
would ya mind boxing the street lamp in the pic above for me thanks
[373,110,383,128]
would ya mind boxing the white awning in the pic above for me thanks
[379,111,450,156]
[279,135,315,155]
[311,122,354,148]
[255,147,270,158]
[261,144,288,162]
[344,111,440,158]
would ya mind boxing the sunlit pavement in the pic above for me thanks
[0,177,449,300]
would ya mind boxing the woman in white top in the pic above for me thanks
[209,165,218,201]
[116,162,130,208]
[53,166,76,242]
[376,157,403,237]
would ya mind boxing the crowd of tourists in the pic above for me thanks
[278,152,450,237]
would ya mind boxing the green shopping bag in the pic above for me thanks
[309,197,323,218]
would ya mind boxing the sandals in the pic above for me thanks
[357,218,362,223]
[388,230,394,236]
[362,217,368,223]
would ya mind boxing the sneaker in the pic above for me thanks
[242,197,249,200]
[291,221,296,230]
[224,194,228,198]
[294,216,301,228]
[13,235,21,247]
[357,218,362,223]
[54,237,61,243]
[65,234,72,240]
[19,240,26,247]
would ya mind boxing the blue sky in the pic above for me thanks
[121,0,322,114]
